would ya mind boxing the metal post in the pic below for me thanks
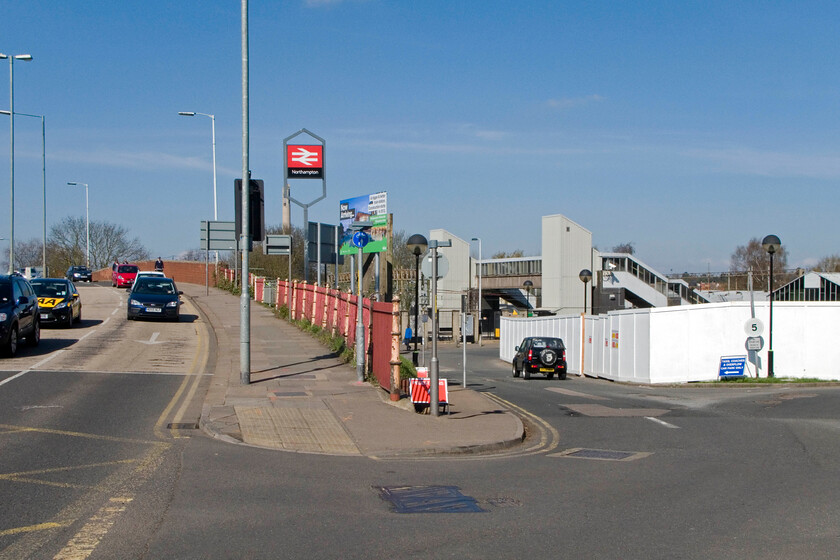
[39,116,45,274]
[472,237,482,346]
[412,252,420,366]
[461,309,466,388]
[6,57,14,273]
[239,0,251,385]
[84,183,89,267]
[355,245,365,382]
[768,253,774,378]
[430,244,440,416]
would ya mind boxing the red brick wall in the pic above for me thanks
[91,261,219,286]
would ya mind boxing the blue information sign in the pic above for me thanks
[352,231,370,248]
[719,355,747,378]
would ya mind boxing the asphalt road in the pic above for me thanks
[3,288,840,559]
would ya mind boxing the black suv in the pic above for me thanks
[0,274,41,357]
[66,265,92,282]
[512,336,567,380]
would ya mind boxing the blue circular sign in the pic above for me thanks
[352,231,370,248]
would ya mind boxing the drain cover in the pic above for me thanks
[273,391,307,397]
[167,422,199,430]
[377,486,485,513]
[550,448,651,461]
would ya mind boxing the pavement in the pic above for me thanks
[180,283,524,458]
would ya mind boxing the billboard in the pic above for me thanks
[339,192,388,255]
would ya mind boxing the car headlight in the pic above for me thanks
[0,313,6,321]
[165,301,179,308]
[129,299,142,307]
[54,302,68,310]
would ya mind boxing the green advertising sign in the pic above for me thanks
[339,192,388,255]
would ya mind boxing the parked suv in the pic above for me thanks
[66,265,92,282]
[0,274,41,357]
[512,336,567,380]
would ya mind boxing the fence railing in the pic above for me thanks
[225,269,400,393]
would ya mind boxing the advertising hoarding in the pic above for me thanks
[339,192,388,255]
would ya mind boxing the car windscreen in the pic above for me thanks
[118,265,138,273]
[133,279,176,295]
[31,282,69,298]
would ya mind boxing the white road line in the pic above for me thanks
[32,351,63,369]
[646,416,680,429]
[100,317,110,327]
[0,370,30,387]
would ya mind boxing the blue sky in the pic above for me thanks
[1,0,839,274]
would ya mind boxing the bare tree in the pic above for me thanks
[730,237,789,290]
[612,242,635,254]
[491,249,525,259]
[49,216,149,272]
[812,254,840,273]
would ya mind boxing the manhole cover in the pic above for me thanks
[376,486,485,513]
[549,448,652,461]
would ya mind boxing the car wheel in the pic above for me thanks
[559,371,567,380]
[27,320,40,347]
[64,312,74,328]
[523,367,531,380]
[74,309,82,324]
[512,362,520,378]
[3,325,18,357]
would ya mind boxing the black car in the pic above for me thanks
[66,265,92,282]
[127,277,182,321]
[0,274,41,357]
[512,336,567,380]
[30,278,82,328]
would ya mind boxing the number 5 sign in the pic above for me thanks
[744,318,765,337]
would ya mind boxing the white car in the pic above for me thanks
[130,271,166,292]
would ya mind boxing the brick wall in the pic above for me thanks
[91,260,219,286]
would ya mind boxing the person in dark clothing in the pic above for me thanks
[154,257,164,272]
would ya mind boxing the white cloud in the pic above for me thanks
[546,94,606,110]
[683,146,840,179]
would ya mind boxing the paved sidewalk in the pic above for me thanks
[181,283,524,458]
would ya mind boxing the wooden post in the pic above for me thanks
[390,297,402,401]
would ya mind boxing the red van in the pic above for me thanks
[112,264,139,289]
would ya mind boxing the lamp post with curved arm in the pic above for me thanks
[407,234,428,366]
[762,234,781,378]
[1,53,34,273]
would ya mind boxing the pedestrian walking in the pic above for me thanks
[404,326,412,351]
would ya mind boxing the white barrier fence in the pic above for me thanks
[501,302,840,383]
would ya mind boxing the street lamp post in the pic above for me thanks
[579,269,592,314]
[1,110,46,275]
[1,53,34,273]
[762,234,781,378]
[523,280,533,317]
[407,234,428,366]
[179,111,218,271]
[67,182,89,267]
[471,237,482,346]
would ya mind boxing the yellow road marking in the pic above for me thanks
[0,423,163,446]
[0,459,137,489]
[0,523,67,537]
[52,497,133,560]
[482,392,561,455]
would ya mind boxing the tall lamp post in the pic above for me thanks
[407,234,428,366]
[67,182,89,267]
[179,111,218,270]
[471,237,482,346]
[762,234,781,378]
[1,110,45,275]
[1,52,34,273]
[579,269,592,314]
[523,280,533,317]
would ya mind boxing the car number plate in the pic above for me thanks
[145,307,162,313]
[539,368,553,372]
[40,313,49,319]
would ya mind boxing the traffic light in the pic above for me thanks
[234,179,265,244]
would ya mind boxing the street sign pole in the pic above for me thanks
[428,238,451,417]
